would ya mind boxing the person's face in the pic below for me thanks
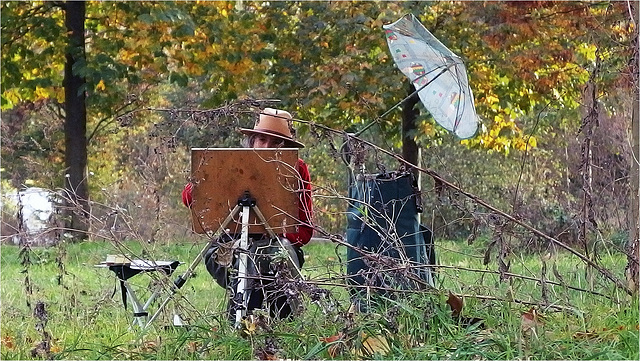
[253,134,284,148]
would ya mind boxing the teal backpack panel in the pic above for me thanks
[346,172,435,291]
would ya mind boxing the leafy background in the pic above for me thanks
[0,1,638,359]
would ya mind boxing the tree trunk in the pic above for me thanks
[402,82,422,222]
[402,82,420,179]
[629,88,639,294]
[626,0,639,294]
[64,0,89,240]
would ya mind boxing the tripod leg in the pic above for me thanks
[235,205,251,327]
[145,204,242,328]
[253,205,304,279]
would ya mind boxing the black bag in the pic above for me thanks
[346,172,435,293]
[203,235,303,320]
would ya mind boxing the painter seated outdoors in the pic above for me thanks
[181,108,313,320]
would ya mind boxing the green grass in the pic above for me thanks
[1,238,638,360]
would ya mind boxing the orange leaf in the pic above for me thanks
[1,335,14,350]
[319,332,343,343]
[186,341,200,353]
[320,332,344,359]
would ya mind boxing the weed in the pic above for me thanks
[0,239,638,360]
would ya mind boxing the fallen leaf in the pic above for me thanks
[573,331,599,340]
[1,335,15,350]
[242,317,257,336]
[573,325,631,341]
[327,343,343,358]
[186,341,200,353]
[319,332,343,343]
[521,308,544,334]
[141,340,157,352]
[359,332,390,357]
[320,332,345,358]
[255,349,278,360]
[447,291,463,318]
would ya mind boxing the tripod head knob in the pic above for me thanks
[238,190,256,207]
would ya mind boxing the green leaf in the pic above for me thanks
[1,94,13,110]
[138,13,153,24]
[174,23,195,37]
[169,72,188,87]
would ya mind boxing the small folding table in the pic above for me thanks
[97,255,181,328]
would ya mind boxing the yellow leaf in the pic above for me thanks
[420,122,435,137]
[55,87,65,103]
[96,80,106,91]
[526,136,537,148]
[34,86,50,100]
[242,318,257,335]
[485,94,499,104]
[357,332,389,357]
[2,90,19,109]
[185,62,204,76]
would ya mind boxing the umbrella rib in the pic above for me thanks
[355,63,456,137]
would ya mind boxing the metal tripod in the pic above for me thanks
[145,191,296,329]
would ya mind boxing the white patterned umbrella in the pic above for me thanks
[384,14,479,139]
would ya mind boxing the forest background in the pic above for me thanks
[0,1,639,359]
[2,0,638,280]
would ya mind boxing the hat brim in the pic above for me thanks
[240,128,305,148]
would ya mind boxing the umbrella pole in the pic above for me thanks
[354,64,454,137]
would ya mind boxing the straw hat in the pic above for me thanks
[240,108,305,148]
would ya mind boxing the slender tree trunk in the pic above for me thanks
[402,82,422,222]
[64,1,89,240]
[629,87,639,294]
[402,82,420,179]
[626,0,639,294]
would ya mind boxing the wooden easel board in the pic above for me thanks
[190,148,300,234]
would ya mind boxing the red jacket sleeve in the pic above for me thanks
[285,158,313,247]
[182,182,193,207]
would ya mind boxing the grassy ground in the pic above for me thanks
[1,237,638,360]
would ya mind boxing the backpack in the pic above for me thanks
[345,171,435,293]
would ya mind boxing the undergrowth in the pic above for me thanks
[0,239,638,360]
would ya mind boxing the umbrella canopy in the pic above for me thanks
[383,14,479,139]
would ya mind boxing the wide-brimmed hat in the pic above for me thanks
[240,108,305,148]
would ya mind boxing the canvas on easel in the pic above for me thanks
[189,148,300,235]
